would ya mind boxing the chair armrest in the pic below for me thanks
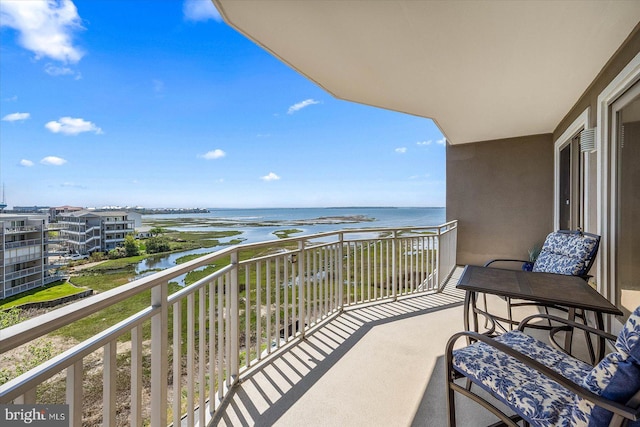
[518,313,618,342]
[445,331,639,422]
[483,259,530,267]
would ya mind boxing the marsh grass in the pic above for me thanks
[273,229,303,239]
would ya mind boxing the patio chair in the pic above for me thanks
[445,306,640,427]
[483,230,600,330]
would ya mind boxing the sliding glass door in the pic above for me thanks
[611,80,640,318]
[558,136,581,230]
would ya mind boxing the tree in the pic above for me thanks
[146,237,170,254]
[124,235,140,257]
[149,227,167,237]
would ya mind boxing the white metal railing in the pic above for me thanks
[2,278,43,298]
[4,265,42,280]
[5,239,42,249]
[4,226,41,233]
[0,221,457,426]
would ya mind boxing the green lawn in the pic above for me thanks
[0,282,88,310]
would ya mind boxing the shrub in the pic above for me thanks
[90,252,107,262]
[108,247,127,259]
[146,237,170,254]
[124,235,140,257]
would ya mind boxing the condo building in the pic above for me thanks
[0,214,65,300]
[58,210,135,254]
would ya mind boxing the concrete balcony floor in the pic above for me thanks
[213,266,549,426]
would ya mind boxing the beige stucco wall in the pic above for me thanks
[447,24,640,268]
[551,23,639,308]
[554,23,640,138]
[446,134,554,266]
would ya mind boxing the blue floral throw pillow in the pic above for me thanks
[574,306,640,426]
[532,232,598,276]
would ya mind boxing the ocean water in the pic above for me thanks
[143,207,446,245]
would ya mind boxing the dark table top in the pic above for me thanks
[457,265,622,316]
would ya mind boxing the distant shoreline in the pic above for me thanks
[143,214,376,228]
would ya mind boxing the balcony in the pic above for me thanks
[0,222,468,425]
[4,238,42,249]
[4,226,41,234]
[4,252,43,266]
[1,278,43,299]
[4,265,42,280]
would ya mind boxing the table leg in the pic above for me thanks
[564,307,576,354]
[471,291,478,333]
[463,291,470,332]
[463,291,479,345]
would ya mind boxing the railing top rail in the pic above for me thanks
[0,244,237,351]
[0,305,157,402]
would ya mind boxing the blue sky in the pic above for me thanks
[0,0,445,209]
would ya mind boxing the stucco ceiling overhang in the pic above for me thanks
[213,1,640,145]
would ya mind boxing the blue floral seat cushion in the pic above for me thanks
[452,330,593,426]
[573,306,640,426]
[532,232,599,276]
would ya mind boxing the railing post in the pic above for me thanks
[150,281,168,427]
[66,361,83,427]
[103,340,117,427]
[298,241,306,339]
[230,250,240,382]
[392,230,398,301]
[436,226,442,288]
[131,325,143,427]
[338,233,344,311]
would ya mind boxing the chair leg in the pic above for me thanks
[446,377,457,427]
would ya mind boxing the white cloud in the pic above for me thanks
[287,99,320,114]
[395,147,407,154]
[44,63,80,79]
[5,95,18,102]
[60,181,85,188]
[183,0,222,22]
[2,112,30,122]
[0,0,84,63]
[435,138,446,145]
[20,159,34,167]
[409,173,430,180]
[416,140,431,146]
[199,149,226,160]
[261,172,280,181]
[45,117,103,135]
[41,156,67,166]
